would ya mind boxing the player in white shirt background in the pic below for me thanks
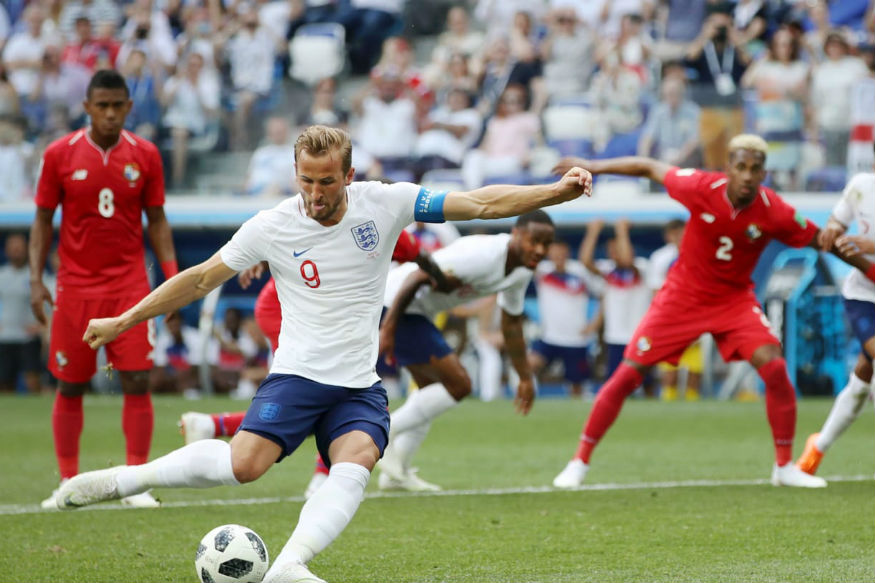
[796,162,875,476]
[56,125,592,583]
[529,240,604,398]
[378,216,554,491]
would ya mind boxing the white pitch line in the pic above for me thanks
[1,474,869,517]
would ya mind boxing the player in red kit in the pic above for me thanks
[551,134,875,489]
[30,70,178,509]
[177,229,452,497]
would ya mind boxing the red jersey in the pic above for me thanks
[662,167,818,300]
[35,129,165,298]
[391,229,421,263]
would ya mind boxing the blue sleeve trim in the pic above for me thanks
[413,186,447,223]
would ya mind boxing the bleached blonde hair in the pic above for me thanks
[728,134,768,159]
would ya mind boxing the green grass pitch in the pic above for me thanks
[1,394,872,582]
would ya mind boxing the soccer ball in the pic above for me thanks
[195,524,270,583]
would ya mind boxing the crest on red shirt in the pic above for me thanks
[123,163,141,182]
[746,223,762,241]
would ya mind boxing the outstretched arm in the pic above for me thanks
[83,252,238,349]
[501,310,535,415]
[553,156,672,185]
[442,167,592,221]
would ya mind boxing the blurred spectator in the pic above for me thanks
[461,83,540,189]
[2,5,48,103]
[478,35,545,116]
[541,8,596,101]
[414,87,482,172]
[220,2,277,151]
[245,116,296,197]
[428,52,479,105]
[297,76,348,127]
[374,36,430,109]
[175,5,220,69]
[406,220,461,252]
[741,27,809,188]
[150,312,212,396]
[58,0,121,41]
[809,31,868,167]
[731,0,768,56]
[599,0,655,41]
[473,0,546,40]
[590,53,644,151]
[61,16,120,72]
[509,10,541,65]
[334,0,405,75]
[598,13,653,82]
[801,0,833,62]
[287,0,340,40]
[847,46,875,174]
[353,66,417,170]
[0,233,43,394]
[212,307,259,397]
[0,62,19,116]
[425,5,486,81]
[653,0,708,62]
[684,10,751,168]
[117,0,177,72]
[638,76,701,168]
[0,115,33,201]
[33,44,91,126]
[121,48,162,142]
[161,52,220,189]
[32,103,73,158]
[0,4,10,56]
[256,0,295,49]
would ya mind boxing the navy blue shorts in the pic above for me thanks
[386,311,453,367]
[239,374,390,467]
[531,340,590,383]
[845,299,875,360]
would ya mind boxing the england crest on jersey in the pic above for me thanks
[351,220,379,251]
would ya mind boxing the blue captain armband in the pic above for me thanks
[413,186,447,223]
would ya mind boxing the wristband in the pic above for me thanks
[161,260,179,279]
[866,264,875,284]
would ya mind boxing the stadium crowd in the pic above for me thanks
[0,0,873,201]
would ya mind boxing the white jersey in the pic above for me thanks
[646,243,678,292]
[595,257,652,345]
[220,181,430,387]
[833,172,875,303]
[534,259,603,347]
[384,233,533,319]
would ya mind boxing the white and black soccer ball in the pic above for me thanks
[195,524,270,583]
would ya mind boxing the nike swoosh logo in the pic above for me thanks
[293,248,312,258]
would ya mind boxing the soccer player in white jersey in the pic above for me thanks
[57,126,592,583]
[796,161,875,475]
[377,212,555,491]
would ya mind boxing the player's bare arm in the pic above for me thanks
[145,206,178,278]
[553,156,672,185]
[501,310,535,415]
[442,167,592,221]
[414,251,460,294]
[28,206,55,324]
[811,229,875,283]
[238,261,269,289]
[83,252,238,349]
[818,217,847,251]
[378,268,434,362]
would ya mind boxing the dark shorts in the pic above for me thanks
[845,299,875,361]
[239,373,390,467]
[386,310,453,367]
[0,338,42,383]
[531,340,590,383]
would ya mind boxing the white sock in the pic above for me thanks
[390,383,458,436]
[816,373,871,452]
[268,462,370,571]
[116,439,239,496]
[392,421,432,472]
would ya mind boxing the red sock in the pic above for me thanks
[122,393,153,465]
[52,393,83,480]
[213,412,246,437]
[575,363,643,463]
[314,454,330,475]
[758,358,796,466]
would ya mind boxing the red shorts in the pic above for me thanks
[49,292,154,383]
[624,288,780,367]
[254,278,281,351]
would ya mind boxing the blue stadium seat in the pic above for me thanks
[547,138,594,158]
[804,166,847,192]
[597,129,643,159]
[483,172,534,186]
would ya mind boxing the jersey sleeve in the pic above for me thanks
[391,230,421,263]
[34,146,62,209]
[663,167,710,210]
[496,273,532,316]
[769,195,818,248]
[219,211,274,271]
[831,174,861,227]
[142,142,166,207]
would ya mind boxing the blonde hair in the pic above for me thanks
[294,125,353,174]
[728,134,768,158]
